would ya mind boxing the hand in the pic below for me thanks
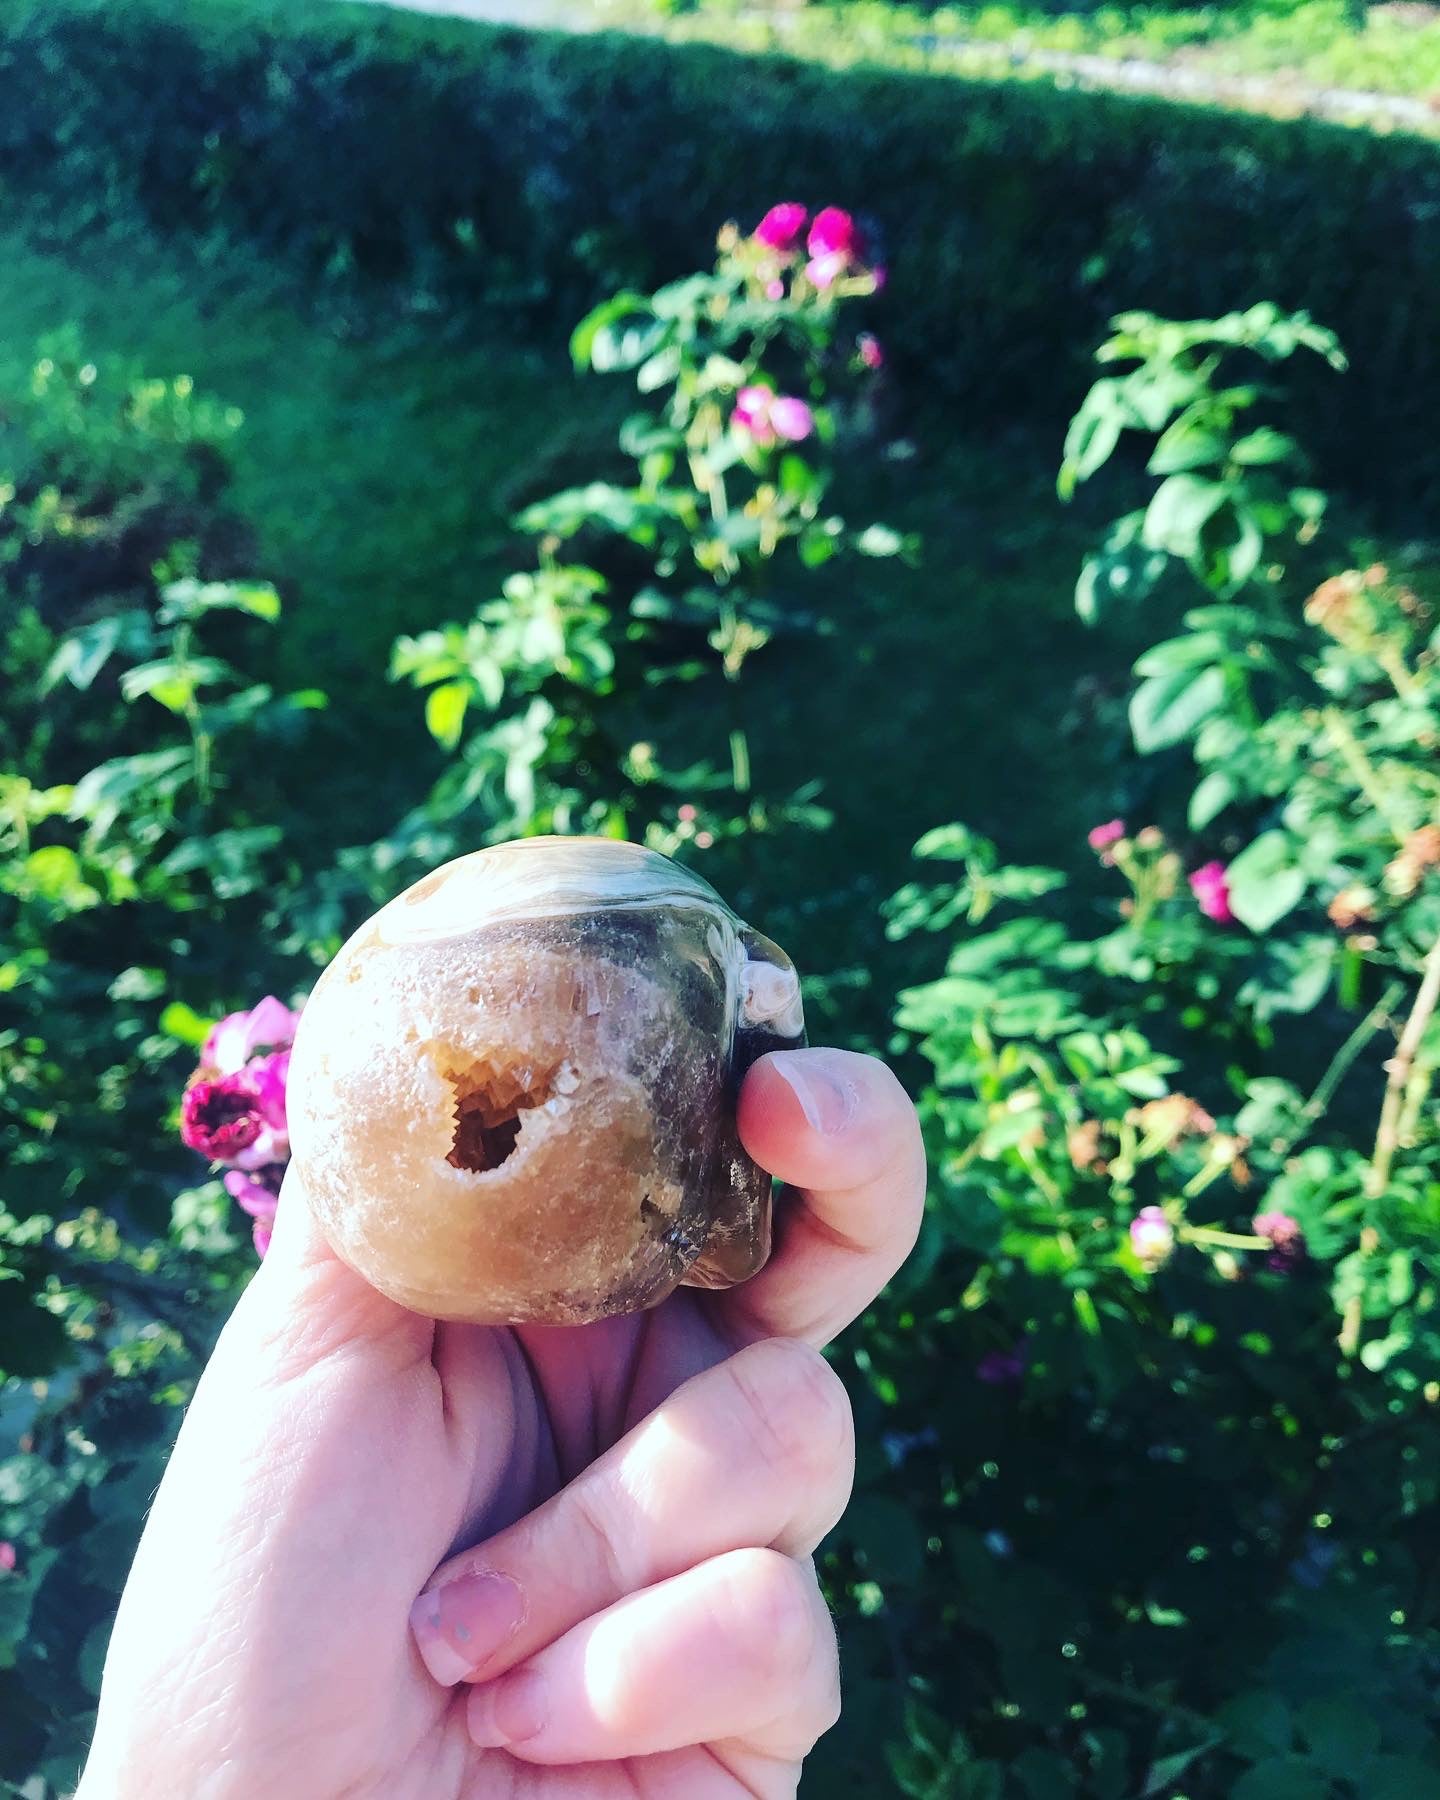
[78,1048,923,1799]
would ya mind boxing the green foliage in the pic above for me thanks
[0,207,900,1782]
[872,311,1440,1798]
[0,339,338,1782]
[386,214,892,857]
[10,0,1440,507]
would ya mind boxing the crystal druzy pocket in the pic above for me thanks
[287,837,804,1325]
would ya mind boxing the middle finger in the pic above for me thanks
[409,1335,853,1688]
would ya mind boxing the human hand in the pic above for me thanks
[77,1047,924,1799]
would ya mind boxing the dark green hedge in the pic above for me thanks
[5,0,1440,504]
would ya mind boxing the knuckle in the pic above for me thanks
[558,1472,636,1602]
[725,1338,854,1494]
[723,1548,824,1688]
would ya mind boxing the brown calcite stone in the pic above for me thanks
[287,837,804,1325]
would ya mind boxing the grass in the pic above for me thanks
[606,0,1440,115]
[0,217,1129,1030]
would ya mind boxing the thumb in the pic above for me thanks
[233,1166,434,1384]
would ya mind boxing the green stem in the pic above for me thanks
[1273,981,1404,1159]
[1341,934,1440,1356]
[1185,1226,1271,1251]
[174,624,213,807]
[1323,706,1409,844]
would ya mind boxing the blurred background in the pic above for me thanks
[3,1,1440,1794]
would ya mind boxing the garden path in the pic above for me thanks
[353,0,1440,134]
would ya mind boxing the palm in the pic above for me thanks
[82,1051,922,1800]
[370,1295,787,1797]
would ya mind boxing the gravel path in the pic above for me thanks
[350,0,1440,136]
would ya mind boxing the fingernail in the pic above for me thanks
[772,1050,860,1136]
[467,1668,548,1749]
[409,1569,526,1686]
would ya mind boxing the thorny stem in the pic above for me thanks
[1322,706,1410,845]
[1376,643,1421,705]
[1273,981,1405,1160]
[1339,934,1440,1357]
[1366,936,1440,1200]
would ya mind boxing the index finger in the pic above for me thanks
[719,1049,925,1348]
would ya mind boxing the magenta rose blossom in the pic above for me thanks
[732,386,814,448]
[753,202,808,254]
[0,1542,16,1574]
[1130,1206,1175,1269]
[1254,1210,1307,1272]
[807,206,861,260]
[181,996,300,1256]
[202,994,300,1076]
[858,332,885,371]
[225,1165,284,1259]
[180,1072,266,1164]
[767,396,815,442]
[1189,859,1236,925]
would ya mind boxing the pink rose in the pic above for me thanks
[1189,860,1236,925]
[1254,1210,1307,1272]
[180,1051,290,1170]
[753,202,808,254]
[223,1164,284,1220]
[764,278,785,301]
[201,995,300,1076]
[768,396,815,443]
[181,1073,265,1164]
[807,206,861,260]
[805,251,848,292]
[225,1165,283,1259]
[732,384,774,443]
[1088,819,1126,852]
[858,332,884,371]
[0,1542,16,1573]
[1130,1206,1175,1269]
[732,386,813,447]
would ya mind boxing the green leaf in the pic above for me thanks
[854,523,906,558]
[120,656,230,711]
[1296,1696,1380,1777]
[1231,426,1299,466]
[1148,419,1226,475]
[1226,831,1307,932]
[1058,378,1125,498]
[1368,1757,1440,1800]
[1141,473,1229,559]
[77,1620,111,1697]
[1231,1757,1329,1800]
[1189,769,1235,829]
[1129,664,1226,753]
[1013,1747,1077,1800]
[42,612,149,693]
[914,824,984,863]
[425,680,470,751]
[1143,1738,1221,1796]
[569,291,656,370]
[159,1001,214,1048]
[1218,1691,1293,1760]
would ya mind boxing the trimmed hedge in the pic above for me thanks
[4,0,1440,503]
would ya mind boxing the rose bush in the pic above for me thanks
[865,306,1440,1798]
[3,211,1439,1800]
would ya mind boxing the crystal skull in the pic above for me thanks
[287,837,804,1325]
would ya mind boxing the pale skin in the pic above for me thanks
[77,1047,925,1799]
